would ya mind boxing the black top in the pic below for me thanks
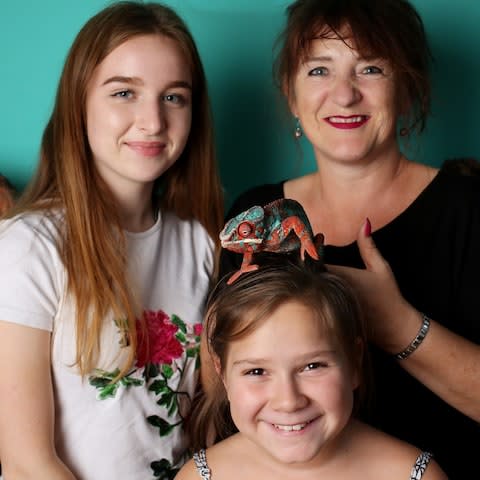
[220,170,480,478]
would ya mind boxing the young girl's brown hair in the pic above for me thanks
[4,1,223,377]
[189,252,371,450]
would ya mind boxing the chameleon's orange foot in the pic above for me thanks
[300,237,319,261]
[227,264,260,285]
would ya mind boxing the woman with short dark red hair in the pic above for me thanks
[219,1,480,477]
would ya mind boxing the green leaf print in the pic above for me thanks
[161,364,174,379]
[149,379,168,394]
[144,363,160,379]
[98,383,119,399]
[88,368,144,399]
[150,458,179,479]
[157,391,178,416]
[147,415,176,437]
[120,376,143,387]
[89,376,111,388]
[90,368,120,383]
[175,331,187,343]
[171,314,187,334]
[186,347,198,358]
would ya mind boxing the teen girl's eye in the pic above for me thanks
[245,368,265,376]
[112,89,134,99]
[163,93,187,106]
[308,66,329,76]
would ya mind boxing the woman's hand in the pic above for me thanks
[327,219,421,353]
[328,219,480,420]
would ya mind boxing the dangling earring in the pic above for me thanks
[294,117,302,139]
[400,127,408,137]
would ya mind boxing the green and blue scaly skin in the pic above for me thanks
[220,198,322,284]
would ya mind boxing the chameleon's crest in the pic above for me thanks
[221,198,323,284]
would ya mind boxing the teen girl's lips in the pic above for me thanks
[126,141,166,157]
[325,115,369,129]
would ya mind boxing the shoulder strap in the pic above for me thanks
[410,451,433,479]
[193,449,211,480]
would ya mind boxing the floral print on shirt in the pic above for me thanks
[88,309,202,479]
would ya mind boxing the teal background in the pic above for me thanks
[1,0,479,206]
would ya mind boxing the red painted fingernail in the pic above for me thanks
[364,218,371,237]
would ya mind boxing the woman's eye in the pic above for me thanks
[112,90,133,99]
[363,65,383,75]
[308,66,328,76]
[246,368,265,376]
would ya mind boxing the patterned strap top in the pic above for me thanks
[193,449,433,479]
[193,450,211,480]
[410,452,433,479]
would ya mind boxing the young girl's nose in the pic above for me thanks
[270,375,308,412]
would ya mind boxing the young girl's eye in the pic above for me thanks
[308,66,328,76]
[112,90,134,99]
[304,362,327,371]
[245,368,265,376]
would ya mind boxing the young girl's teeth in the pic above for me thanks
[274,423,307,431]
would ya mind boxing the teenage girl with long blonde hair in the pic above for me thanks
[0,2,223,479]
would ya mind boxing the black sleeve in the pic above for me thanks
[453,175,480,342]
[219,182,285,277]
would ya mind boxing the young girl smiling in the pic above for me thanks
[179,254,446,480]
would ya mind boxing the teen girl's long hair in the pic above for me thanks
[6,1,223,377]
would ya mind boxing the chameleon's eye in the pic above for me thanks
[237,222,252,238]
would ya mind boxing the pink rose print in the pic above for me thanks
[136,310,183,368]
[193,323,203,336]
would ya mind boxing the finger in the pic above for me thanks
[357,218,390,272]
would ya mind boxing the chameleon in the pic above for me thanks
[220,198,323,284]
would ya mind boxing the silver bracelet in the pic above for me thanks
[395,314,431,360]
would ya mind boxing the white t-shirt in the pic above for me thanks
[0,209,214,479]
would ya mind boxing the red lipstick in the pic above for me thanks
[325,115,369,129]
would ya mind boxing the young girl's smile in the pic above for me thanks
[222,300,359,466]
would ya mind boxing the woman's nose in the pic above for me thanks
[330,74,362,107]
